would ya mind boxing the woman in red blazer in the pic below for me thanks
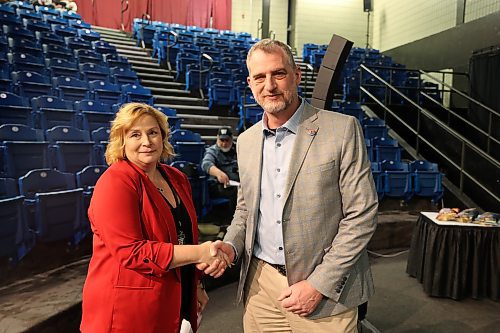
[80,103,228,333]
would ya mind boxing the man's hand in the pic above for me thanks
[277,280,323,317]
[195,241,235,278]
[216,171,230,186]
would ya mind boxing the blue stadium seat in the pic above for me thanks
[79,63,111,82]
[0,177,34,262]
[36,30,66,46]
[12,71,53,99]
[238,93,263,131]
[74,45,104,65]
[52,76,89,102]
[74,99,114,132]
[17,8,42,21]
[208,78,234,109]
[104,53,130,69]
[65,37,93,52]
[69,19,91,29]
[120,84,154,104]
[170,129,205,164]
[0,124,49,178]
[37,6,59,16]
[88,80,121,105]
[410,160,444,203]
[61,11,82,21]
[370,162,384,199]
[156,106,182,130]
[170,160,207,217]
[5,24,35,41]
[8,37,42,57]
[75,164,107,239]
[43,13,68,26]
[111,67,139,85]
[372,137,401,163]
[92,40,116,55]
[0,92,33,126]
[51,24,77,37]
[31,95,76,129]
[46,57,79,78]
[45,125,95,173]
[77,28,100,42]
[381,160,413,201]
[90,127,110,164]
[18,168,83,243]
[43,43,74,60]
[8,52,46,75]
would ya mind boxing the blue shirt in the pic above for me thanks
[253,99,305,265]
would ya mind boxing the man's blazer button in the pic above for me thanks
[342,276,347,281]
[143,258,150,263]
[341,280,346,285]
[335,288,341,293]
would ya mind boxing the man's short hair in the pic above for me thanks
[246,39,297,71]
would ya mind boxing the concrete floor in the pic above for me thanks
[200,252,500,333]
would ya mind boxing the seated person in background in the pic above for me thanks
[201,127,239,214]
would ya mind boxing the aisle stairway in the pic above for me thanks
[91,26,239,143]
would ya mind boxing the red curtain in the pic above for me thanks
[74,0,231,31]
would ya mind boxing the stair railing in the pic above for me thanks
[199,53,214,100]
[359,64,499,208]
[165,31,178,74]
[419,69,499,155]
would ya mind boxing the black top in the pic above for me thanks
[159,169,194,321]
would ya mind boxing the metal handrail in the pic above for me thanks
[165,31,178,73]
[359,64,500,203]
[360,86,499,203]
[420,91,500,154]
[419,69,499,117]
[197,53,214,100]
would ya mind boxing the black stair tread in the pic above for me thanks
[156,104,209,111]
[154,95,203,102]
[137,72,175,80]
[122,55,158,63]
[149,87,190,95]
[140,79,183,87]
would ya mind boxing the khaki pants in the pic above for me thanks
[243,258,358,333]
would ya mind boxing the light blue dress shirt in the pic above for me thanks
[253,99,305,265]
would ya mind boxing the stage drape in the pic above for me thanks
[74,0,231,31]
[407,214,500,301]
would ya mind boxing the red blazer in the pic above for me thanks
[81,160,200,333]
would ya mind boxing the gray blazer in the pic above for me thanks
[224,102,378,318]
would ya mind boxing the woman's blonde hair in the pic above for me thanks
[105,103,175,165]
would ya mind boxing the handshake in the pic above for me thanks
[195,240,236,278]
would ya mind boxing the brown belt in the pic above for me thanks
[256,257,287,276]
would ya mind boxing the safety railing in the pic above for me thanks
[359,64,499,210]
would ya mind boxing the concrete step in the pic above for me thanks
[122,54,158,64]
[156,104,210,114]
[132,65,172,75]
[106,39,137,47]
[140,79,184,89]
[149,86,191,96]
[178,113,239,128]
[129,59,163,68]
[154,95,206,106]
[181,123,233,137]
[116,48,151,57]
[138,72,175,81]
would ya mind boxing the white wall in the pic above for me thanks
[231,0,262,37]
[372,0,457,52]
[293,0,370,55]
[269,0,288,42]
[464,0,500,22]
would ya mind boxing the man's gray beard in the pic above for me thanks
[220,144,232,153]
[259,90,296,115]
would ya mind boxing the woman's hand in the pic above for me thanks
[196,241,228,278]
[197,283,209,313]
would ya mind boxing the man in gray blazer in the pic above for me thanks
[212,39,378,332]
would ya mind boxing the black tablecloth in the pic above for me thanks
[406,214,500,301]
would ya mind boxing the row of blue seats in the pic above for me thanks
[0,2,82,24]
[0,165,106,262]
[0,90,153,130]
[372,160,444,203]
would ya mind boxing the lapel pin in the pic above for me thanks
[306,128,318,136]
